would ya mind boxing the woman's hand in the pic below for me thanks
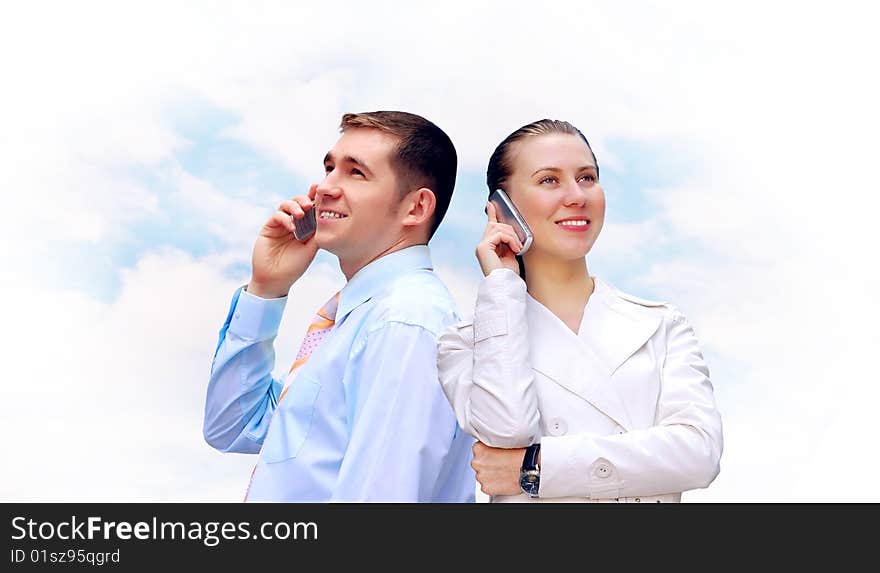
[475,201,523,277]
[471,442,526,496]
[247,184,321,298]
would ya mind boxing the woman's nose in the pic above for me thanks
[563,179,588,206]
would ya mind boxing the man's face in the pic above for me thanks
[315,128,404,271]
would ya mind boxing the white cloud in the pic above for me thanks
[0,247,349,501]
[588,218,669,272]
[170,167,271,251]
[215,72,353,178]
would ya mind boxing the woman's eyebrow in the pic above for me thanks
[531,166,562,176]
[531,165,597,176]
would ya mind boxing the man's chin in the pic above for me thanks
[314,233,341,255]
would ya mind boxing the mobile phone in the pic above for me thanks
[487,189,533,255]
[292,207,317,242]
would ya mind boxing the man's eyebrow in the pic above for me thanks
[323,152,373,175]
[530,165,597,177]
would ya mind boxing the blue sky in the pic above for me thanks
[61,96,702,305]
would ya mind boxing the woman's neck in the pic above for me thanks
[523,255,595,333]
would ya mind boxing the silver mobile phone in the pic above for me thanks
[487,189,533,255]
[292,207,317,242]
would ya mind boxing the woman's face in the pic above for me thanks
[506,133,605,263]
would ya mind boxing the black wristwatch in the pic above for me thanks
[520,443,541,498]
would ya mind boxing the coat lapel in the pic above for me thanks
[525,278,663,431]
[580,279,664,377]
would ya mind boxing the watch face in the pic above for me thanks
[520,470,540,497]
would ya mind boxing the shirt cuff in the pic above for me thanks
[227,287,288,341]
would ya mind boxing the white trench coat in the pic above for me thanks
[437,269,723,503]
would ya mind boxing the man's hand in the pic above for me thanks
[471,441,526,496]
[247,185,321,298]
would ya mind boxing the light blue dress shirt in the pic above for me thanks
[204,245,475,502]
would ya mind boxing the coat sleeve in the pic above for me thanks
[538,306,724,499]
[437,268,542,448]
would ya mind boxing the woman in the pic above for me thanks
[437,119,723,503]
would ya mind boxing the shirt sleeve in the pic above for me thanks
[203,286,288,454]
[331,321,463,501]
[437,268,542,447]
[539,308,724,499]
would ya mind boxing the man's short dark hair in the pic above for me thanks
[340,111,457,238]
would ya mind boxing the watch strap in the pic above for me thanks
[522,443,541,471]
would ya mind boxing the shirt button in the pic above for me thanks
[234,313,240,319]
[548,417,568,436]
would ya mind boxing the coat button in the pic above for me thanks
[593,462,612,479]
[635,498,641,503]
[548,417,568,436]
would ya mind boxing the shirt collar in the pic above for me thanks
[336,244,433,323]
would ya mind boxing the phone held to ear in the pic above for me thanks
[292,207,317,242]
[487,188,533,255]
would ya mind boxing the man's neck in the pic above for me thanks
[339,237,426,281]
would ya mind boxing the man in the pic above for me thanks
[203,111,475,501]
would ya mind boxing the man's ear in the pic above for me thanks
[401,187,437,229]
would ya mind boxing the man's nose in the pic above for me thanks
[315,177,342,203]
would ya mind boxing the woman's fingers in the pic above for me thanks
[483,225,523,254]
[475,226,522,277]
[486,201,499,224]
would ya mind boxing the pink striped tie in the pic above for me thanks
[278,291,340,403]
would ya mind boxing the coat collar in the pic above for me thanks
[525,277,664,430]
